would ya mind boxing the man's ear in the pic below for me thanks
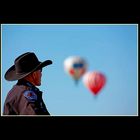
[32,71,37,79]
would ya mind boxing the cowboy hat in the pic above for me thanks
[4,52,53,81]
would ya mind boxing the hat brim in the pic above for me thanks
[5,60,52,81]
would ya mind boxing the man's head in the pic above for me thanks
[23,69,42,86]
[4,52,53,83]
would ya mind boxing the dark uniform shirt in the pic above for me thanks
[3,80,50,115]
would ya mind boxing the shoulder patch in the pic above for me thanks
[23,90,37,102]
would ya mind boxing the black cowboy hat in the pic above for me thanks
[4,52,53,81]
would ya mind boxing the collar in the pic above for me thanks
[17,79,41,93]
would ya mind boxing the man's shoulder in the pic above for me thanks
[7,85,29,98]
[4,85,27,103]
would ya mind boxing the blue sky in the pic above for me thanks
[1,24,138,116]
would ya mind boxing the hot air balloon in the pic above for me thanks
[64,56,87,84]
[83,71,106,95]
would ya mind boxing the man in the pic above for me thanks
[3,52,53,115]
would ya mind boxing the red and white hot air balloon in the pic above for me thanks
[64,56,87,84]
[83,71,106,95]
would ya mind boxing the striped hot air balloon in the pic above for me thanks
[83,71,106,95]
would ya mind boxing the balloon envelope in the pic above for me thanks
[83,71,106,95]
[64,56,87,82]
